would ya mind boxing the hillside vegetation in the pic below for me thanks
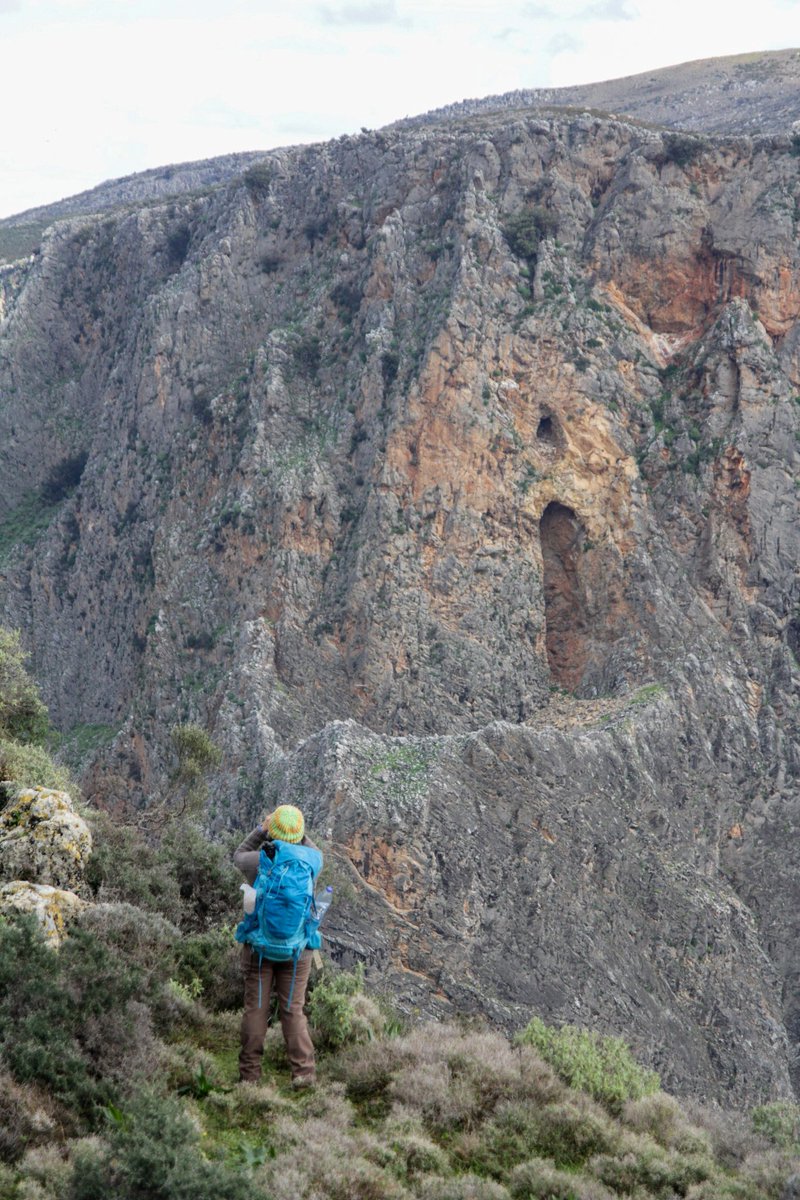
[0,629,799,1199]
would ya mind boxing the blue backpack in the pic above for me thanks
[235,840,323,1010]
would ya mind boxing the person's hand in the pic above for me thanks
[261,811,274,833]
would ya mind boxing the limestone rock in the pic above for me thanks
[0,880,86,946]
[0,786,92,891]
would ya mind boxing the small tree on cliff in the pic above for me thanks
[0,627,49,746]
[0,626,67,790]
[167,723,222,821]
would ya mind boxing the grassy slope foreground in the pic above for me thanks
[1,628,799,1199]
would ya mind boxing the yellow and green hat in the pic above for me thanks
[268,804,305,843]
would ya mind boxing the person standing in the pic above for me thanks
[233,804,322,1088]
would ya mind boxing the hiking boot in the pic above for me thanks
[291,1074,316,1090]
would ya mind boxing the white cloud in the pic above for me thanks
[523,3,558,16]
[318,1,411,25]
[524,0,633,17]
[580,0,634,18]
[0,0,796,218]
[549,31,583,55]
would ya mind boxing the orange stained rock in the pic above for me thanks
[343,832,426,915]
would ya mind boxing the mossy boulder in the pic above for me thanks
[0,880,86,945]
[0,785,92,890]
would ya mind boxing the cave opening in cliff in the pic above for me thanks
[536,412,564,449]
[537,415,554,441]
[540,501,590,691]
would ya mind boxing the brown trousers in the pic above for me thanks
[239,946,316,1082]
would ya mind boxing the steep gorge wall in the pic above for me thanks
[1,113,800,1102]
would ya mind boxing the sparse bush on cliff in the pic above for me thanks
[292,332,322,379]
[243,161,274,198]
[381,347,400,386]
[331,280,363,323]
[516,1017,659,1114]
[0,628,49,746]
[0,626,67,790]
[661,133,708,168]
[502,206,558,264]
[166,723,222,821]
[0,737,70,789]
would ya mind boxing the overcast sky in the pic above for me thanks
[1,0,798,219]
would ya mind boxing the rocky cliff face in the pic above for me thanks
[1,108,800,1105]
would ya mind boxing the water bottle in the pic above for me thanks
[241,883,257,914]
[315,885,333,921]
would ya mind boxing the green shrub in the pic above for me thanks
[387,1128,449,1180]
[158,821,240,931]
[0,628,49,745]
[0,1069,55,1165]
[589,1132,715,1196]
[308,964,385,1051]
[461,1098,619,1176]
[0,913,171,1124]
[516,1018,659,1114]
[76,902,177,989]
[0,492,61,562]
[164,724,222,821]
[331,281,362,321]
[509,1156,613,1199]
[0,626,70,791]
[67,1089,256,1200]
[681,1100,765,1170]
[416,1175,511,1199]
[85,814,238,934]
[502,206,558,263]
[292,333,322,379]
[243,161,274,198]
[752,1101,800,1150]
[84,814,183,924]
[662,134,708,168]
[623,1092,711,1156]
[173,925,241,1010]
[387,1024,564,1136]
[0,1162,19,1198]
[0,738,70,789]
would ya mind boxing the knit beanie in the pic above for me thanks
[268,804,305,843]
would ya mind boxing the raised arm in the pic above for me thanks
[233,826,271,885]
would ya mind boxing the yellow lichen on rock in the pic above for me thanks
[0,880,86,946]
[0,785,92,892]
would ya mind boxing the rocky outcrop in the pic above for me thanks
[0,151,271,265]
[0,880,86,947]
[0,786,92,891]
[0,787,91,944]
[1,107,799,1102]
